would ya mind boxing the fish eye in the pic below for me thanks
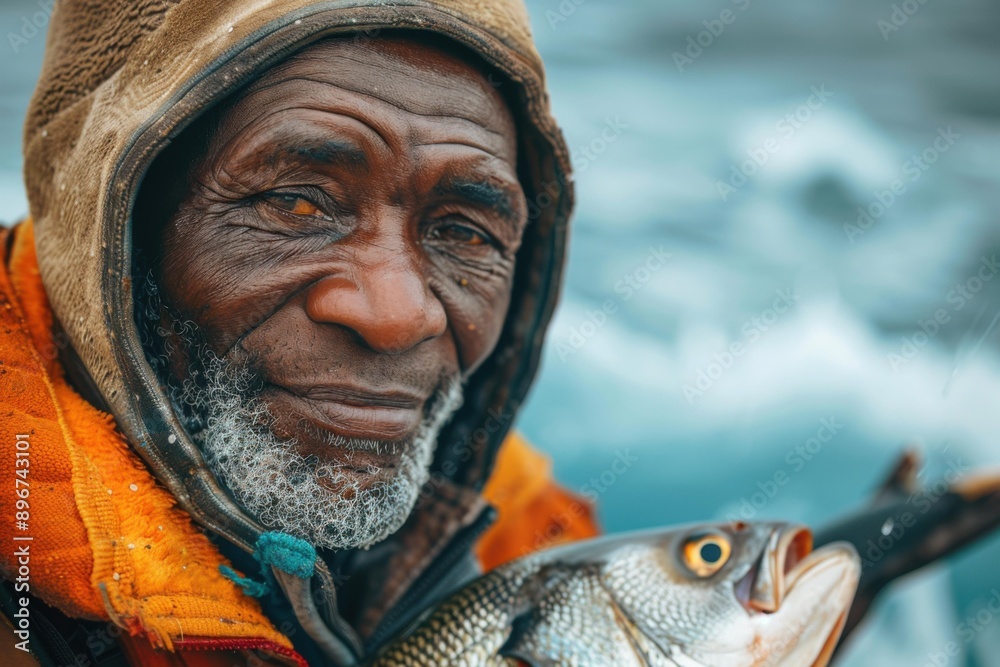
[681,532,732,577]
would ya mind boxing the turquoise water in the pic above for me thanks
[515,1,1000,664]
[3,1,1000,664]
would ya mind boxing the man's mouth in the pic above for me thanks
[263,381,428,444]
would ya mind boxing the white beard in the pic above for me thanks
[172,353,463,551]
[138,266,465,552]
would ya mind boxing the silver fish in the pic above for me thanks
[371,522,859,667]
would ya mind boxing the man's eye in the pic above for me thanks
[432,223,491,247]
[262,193,327,219]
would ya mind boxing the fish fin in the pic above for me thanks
[500,608,561,667]
[498,567,656,667]
[872,447,922,505]
[951,469,1000,500]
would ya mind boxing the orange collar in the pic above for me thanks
[0,220,301,664]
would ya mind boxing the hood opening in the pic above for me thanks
[26,0,573,584]
[128,26,561,497]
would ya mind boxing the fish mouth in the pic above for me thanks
[735,526,814,614]
[749,534,860,667]
[785,544,858,667]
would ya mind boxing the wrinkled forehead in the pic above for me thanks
[210,33,519,164]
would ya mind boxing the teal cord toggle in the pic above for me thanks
[219,531,317,597]
[219,564,270,597]
[254,531,316,579]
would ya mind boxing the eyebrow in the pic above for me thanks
[435,177,517,223]
[283,139,368,169]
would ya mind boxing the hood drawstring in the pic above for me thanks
[220,531,361,665]
[220,531,317,597]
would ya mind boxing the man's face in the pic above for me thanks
[148,35,527,549]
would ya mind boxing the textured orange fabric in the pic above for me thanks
[477,433,601,570]
[0,222,104,619]
[0,221,298,663]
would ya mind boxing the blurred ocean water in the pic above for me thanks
[516,1,1000,665]
[3,0,1000,664]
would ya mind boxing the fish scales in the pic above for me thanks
[368,522,860,667]
[371,564,529,666]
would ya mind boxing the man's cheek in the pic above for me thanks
[171,261,295,356]
[186,287,282,357]
[219,294,282,350]
[444,276,513,375]
[233,302,339,383]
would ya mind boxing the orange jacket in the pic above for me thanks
[0,221,599,666]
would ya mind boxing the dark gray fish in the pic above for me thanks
[816,449,1000,650]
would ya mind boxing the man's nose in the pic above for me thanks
[304,261,447,355]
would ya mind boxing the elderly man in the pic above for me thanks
[0,1,597,665]
[5,2,1000,666]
